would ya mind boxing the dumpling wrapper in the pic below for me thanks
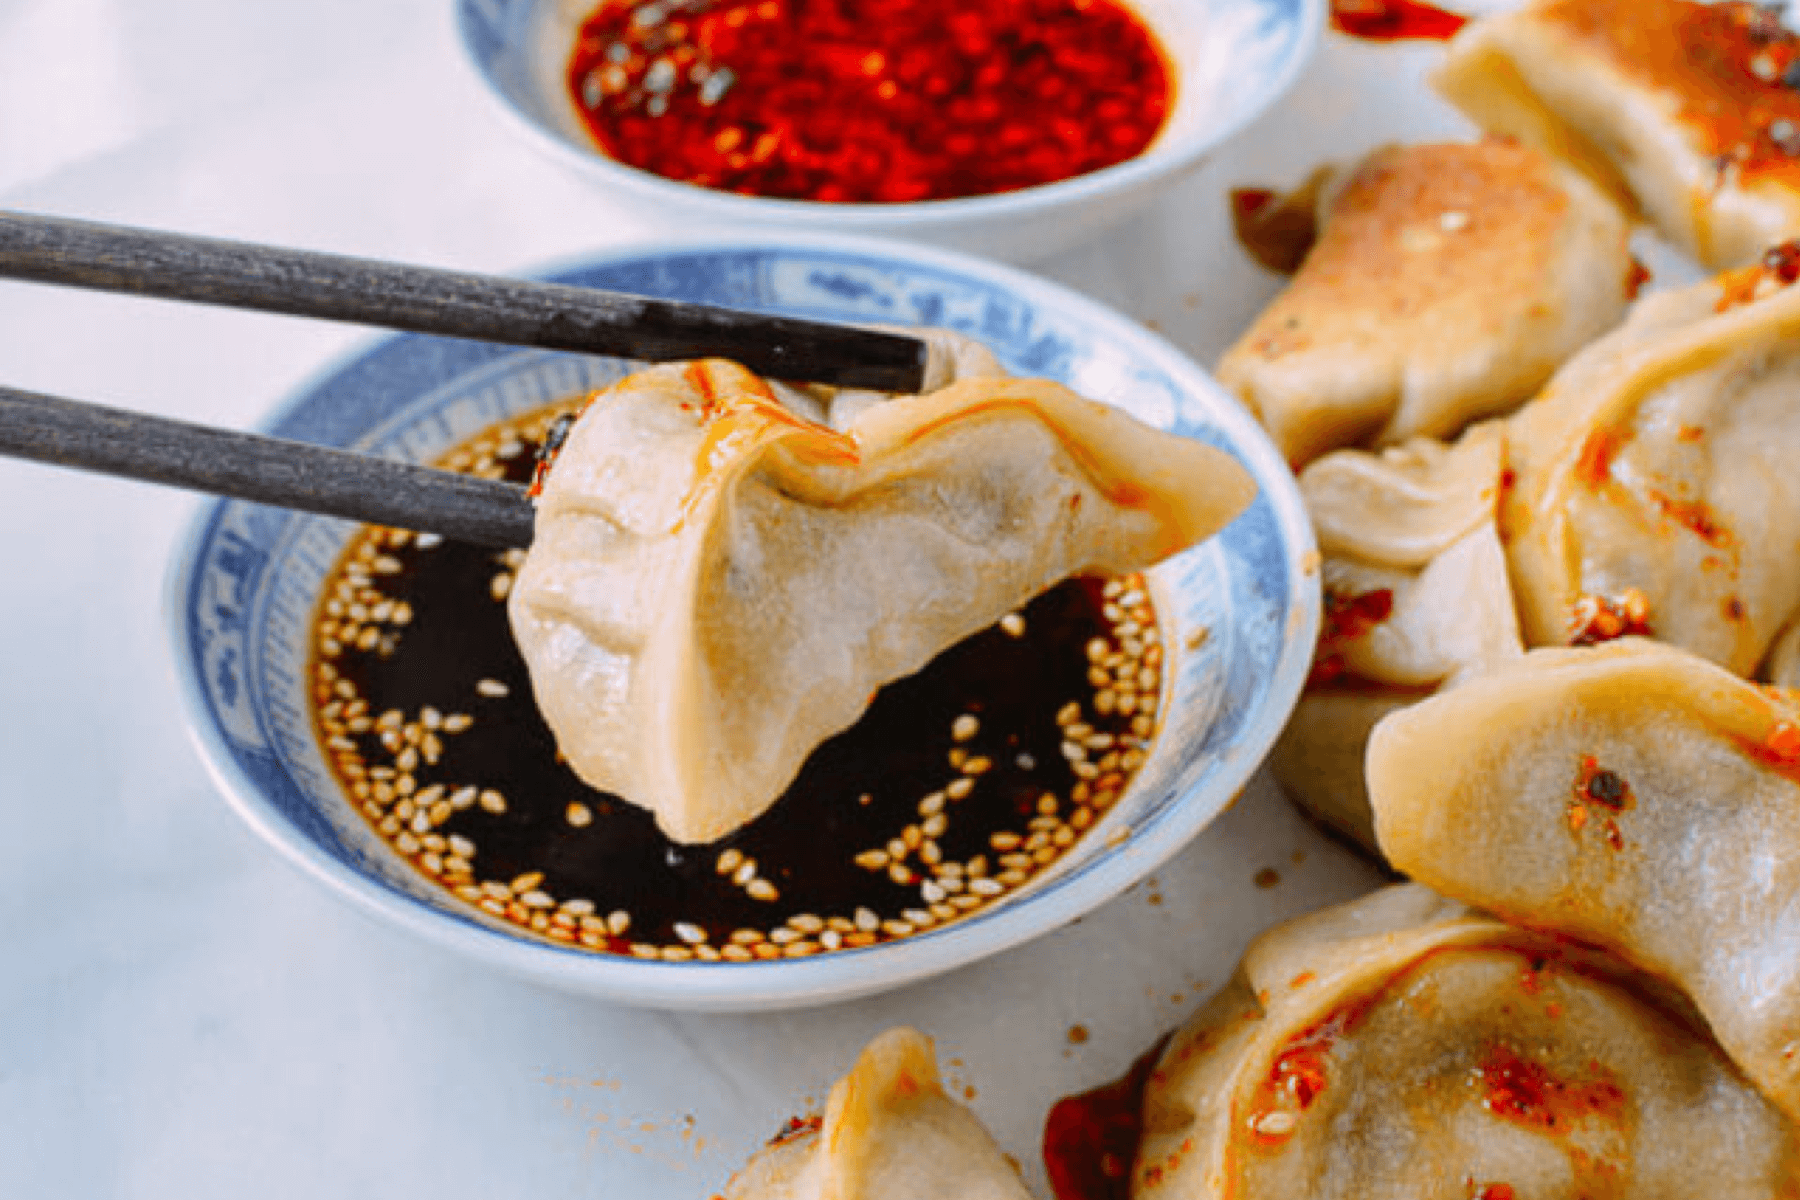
[1134,883,1800,1199]
[721,1027,1030,1200]
[1368,639,1800,1122]
[1269,426,1522,849]
[1437,0,1800,270]
[511,360,1254,844]
[1502,250,1800,675]
[1217,139,1634,467]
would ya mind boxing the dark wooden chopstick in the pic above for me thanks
[0,211,930,392]
[0,386,536,548]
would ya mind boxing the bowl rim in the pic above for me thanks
[451,0,1328,226]
[165,229,1319,1010]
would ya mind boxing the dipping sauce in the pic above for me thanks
[308,400,1166,961]
[1330,0,1469,42]
[565,0,1173,202]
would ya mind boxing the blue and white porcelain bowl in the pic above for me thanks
[456,0,1324,262]
[167,234,1317,1010]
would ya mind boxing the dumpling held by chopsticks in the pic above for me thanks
[510,358,1253,844]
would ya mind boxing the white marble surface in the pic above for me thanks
[0,2,1485,1194]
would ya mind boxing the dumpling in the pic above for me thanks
[721,1027,1030,1200]
[1502,243,1800,675]
[1269,425,1522,849]
[510,359,1254,843]
[772,325,1008,430]
[1216,139,1635,467]
[1367,639,1800,1121]
[1437,0,1800,269]
[1133,883,1800,1199]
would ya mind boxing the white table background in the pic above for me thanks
[0,2,1516,1194]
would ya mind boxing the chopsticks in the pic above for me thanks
[0,211,930,392]
[0,386,537,548]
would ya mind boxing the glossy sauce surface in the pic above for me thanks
[565,0,1173,202]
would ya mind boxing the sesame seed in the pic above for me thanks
[729,928,763,945]
[962,755,992,776]
[1037,793,1060,815]
[722,944,754,962]
[921,813,948,839]
[881,919,915,938]
[1000,613,1026,636]
[476,678,510,698]
[888,862,915,886]
[1253,1111,1297,1137]
[921,880,946,904]
[450,785,478,810]
[442,712,472,733]
[694,944,722,962]
[819,930,843,951]
[520,890,555,909]
[489,573,515,602]
[674,922,708,945]
[630,944,660,960]
[997,868,1029,886]
[747,879,778,902]
[565,801,593,827]
[920,840,943,865]
[769,927,802,945]
[991,831,1022,850]
[478,789,507,814]
[733,859,758,886]
[952,713,980,742]
[659,946,694,963]
[789,913,824,934]
[918,792,946,817]
[1056,702,1082,726]
[716,848,743,875]
[854,907,880,932]
[855,849,890,870]
[969,878,1004,897]
[946,777,975,801]
[903,908,935,928]
[782,941,819,958]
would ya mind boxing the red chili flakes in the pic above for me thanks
[566,0,1172,203]
[1044,1038,1168,1200]
[1647,488,1734,547]
[1716,237,1800,310]
[1472,1044,1626,1135]
[769,1112,822,1145]
[1469,1183,1518,1200]
[1624,257,1654,299]
[1330,0,1468,42]
[1568,588,1652,645]
[1567,755,1634,849]
[1574,427,1622,486]
[1307,586,1396,686]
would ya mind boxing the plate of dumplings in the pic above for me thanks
[707,0,1800,1196]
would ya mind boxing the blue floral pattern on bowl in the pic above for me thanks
[167,234,1318,1009]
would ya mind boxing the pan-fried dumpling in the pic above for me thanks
[721,1027,1030,1200]
[1134,883,1800,1199]
[1269,426,1522,849]
[1367,640,1800,1121]
[1502,244,1800,675]
[1437,0,1800,270]
[1216,139,1635,466]
[510,360,1255,843]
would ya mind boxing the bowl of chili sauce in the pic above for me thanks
[457,0,1324,262]
[167,232,1318,1010]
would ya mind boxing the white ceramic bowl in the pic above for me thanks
[456,0,1324,262]
[167,233,1318,1010]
